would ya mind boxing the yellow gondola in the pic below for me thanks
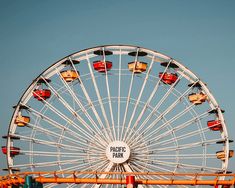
[216,150,234,161]
[14,115,30,127]
[188,92,207,105]
[60,70,79,82]
[128,62,147,73]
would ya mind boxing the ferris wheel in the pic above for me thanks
[2,45,233,187]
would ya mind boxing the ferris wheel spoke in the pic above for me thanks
[52,72,107,146]
[77,81,112,141]
[86,53,114,141]
[156,136,220,153]
[124,59,175,138]
[53,162,86,173]
[137,103,202,143]
[132,157,177,170]
[43,73,103,141]
[135,153,216,160]
[134,127,212,153]
[10,158,81,169]
[117,48,122,140]
[126,74,185,145]
[123,55,155,142]
[44,184,58,188]
[79,163,114,188]
[127,80,199,146]
[70,61,112,145]
[154,126,212,148]
[43,158,109,178]
[23,104,93,144]
[120,48,139,141]
[102,47,117,141]
[132,157,222,172]
[69,159,108,172]
[12,134,92,152]
[21,152,79,158]
[179,100,207,144]
[131,110,210,148]
[65,184,74,188]
[132,159,175,173]
[92,162,114,188]
[69,58,112,142]
[26,123,77,146]
[19,111,106,152]
[20,150,105,158]
[84,160,110,173]
[171,87,208,143]
[25,93,96,141]
[127,106,178,151]
[24,123,95,150]
[134,138,222,155]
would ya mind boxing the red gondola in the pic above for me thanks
[207,120,222,131]
[214,186,231,188]
[159,72,178,85]
[33,89,51,101]
[1,146,20,156]
[93,61,112,72]
[222,185,231,188]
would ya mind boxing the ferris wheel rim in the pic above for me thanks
[5,45,231,186]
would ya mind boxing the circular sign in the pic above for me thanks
[106,141,130,164]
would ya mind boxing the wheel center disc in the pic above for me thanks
[106,141,130,164]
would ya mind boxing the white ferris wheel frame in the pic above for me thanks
[5,45,230,187]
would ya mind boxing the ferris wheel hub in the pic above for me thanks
[106,141,130,164]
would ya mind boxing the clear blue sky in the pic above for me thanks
[0,0,235,175]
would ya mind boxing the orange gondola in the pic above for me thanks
[216,150,234,161]
[14,115,30,127]
[188,92,207,105]
[128,61,147,73]
[60,70,79,82]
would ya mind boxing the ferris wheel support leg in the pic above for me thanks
[92,162,114,188]
[123,163,144,188]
